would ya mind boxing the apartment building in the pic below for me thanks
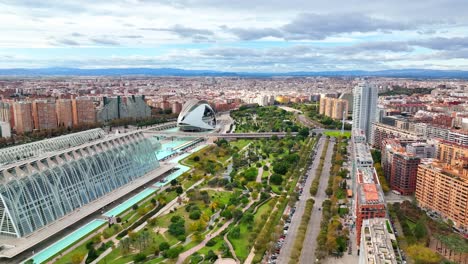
[56,99,73,128]
[32,100,57,130]
[72,97,97,126]
[13,101,33,134]
[416,159,468,231]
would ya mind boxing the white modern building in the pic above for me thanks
[359,218,399,264]
[177,99,217,131]
[353,82,378,144]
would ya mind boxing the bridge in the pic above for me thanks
[143,130,298,139]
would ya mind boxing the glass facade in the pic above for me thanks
[0,131,160,237]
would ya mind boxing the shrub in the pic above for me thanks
[206,238,217,247]
[189,210,201,220]
[133,253,147,263]
[159,242,170,251]
[165,246,184,258]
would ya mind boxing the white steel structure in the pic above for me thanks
[353,82,378,144]
[0,129,160,237]
[0,128,105,166]
[177,100,216,131]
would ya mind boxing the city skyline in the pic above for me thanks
[1,0,468,71]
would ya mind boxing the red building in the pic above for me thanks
[355,168,387,247]
[382,139,435,195]
[389,153,420,195]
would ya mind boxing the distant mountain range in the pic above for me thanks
[0,67,467,78]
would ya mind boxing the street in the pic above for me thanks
[276,137,325,263]
[299,138,335,264]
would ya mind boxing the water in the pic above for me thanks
[153,165,190,188]
[155,138,195,160]
[164,127,180,132]
[103,188,156,217]
[26,219,106,264]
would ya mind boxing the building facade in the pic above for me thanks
[381,139,435,195]
[320,96,349,120]
[72,97,96,126]
[97,96,151,122]
[371,122,422,149]
[32,100,57,130]
[0,121,11,138]
[0,129,160,237]
[415,159,468,231]
[56,99,73,128]
[177,99,217,131]
[353,82,378,143]
[12,102,33,134]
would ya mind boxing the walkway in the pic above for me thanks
[299,139,335,264]
[133,179,204,232]
[276,137,325,263]
[176,199,256,264]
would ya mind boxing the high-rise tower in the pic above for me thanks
[352,82,378,143]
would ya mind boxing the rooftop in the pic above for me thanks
[361,218,398,264]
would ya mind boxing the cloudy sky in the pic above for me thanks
[1,0,468,72]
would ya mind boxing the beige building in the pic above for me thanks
[172,101,183,114]
[320,96,348,120]
[416,158,468,231]
[437,140,468,166]
[331,99,348,120]
[56,99,74,128]
[13,101,33,134]
[32,100,57,130]
[72,98,96,126]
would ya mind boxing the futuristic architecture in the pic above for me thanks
[177,100,216,131]
[0,129,160,237]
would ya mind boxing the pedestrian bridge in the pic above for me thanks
[144,130,298,138]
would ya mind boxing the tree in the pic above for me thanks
[270,173,283,185]
[165,246,183,258]
[232,209,243,221]
[230,226,241,238]
[414,219,428,240]
[273,162,288,175]
[176,186,183,195]
[71,253,85,264]
[132,204,139,211]
[299,127,310,138]
[120,237,131,254]
[205,250,218,261]
[242,212,254,224]
[189,210,201,220]
[170,179,178,186]
[159,242,170,251]
[407,244,442,264]
[169,218,185,236]
[133,253,147,263]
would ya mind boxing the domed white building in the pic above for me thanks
[177,100,216,131]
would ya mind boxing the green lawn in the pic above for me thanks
[54,241,89,264]
[228,222,251,261]
[206,190,232,206]
[197,236,225,256]
[324,131,351,138]
[229,139,251,150]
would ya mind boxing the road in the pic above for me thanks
[299,139,335,264]
[276,137,325,263]
[297,114,323,129]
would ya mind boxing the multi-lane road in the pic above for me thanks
[276,137,326,263]
[299,138,335,263]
